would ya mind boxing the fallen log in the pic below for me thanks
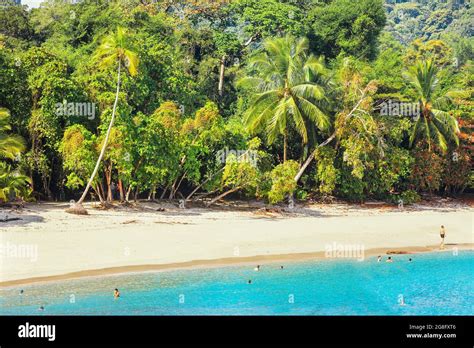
[0,217,22,223]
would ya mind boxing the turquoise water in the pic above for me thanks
[1,251,473,315]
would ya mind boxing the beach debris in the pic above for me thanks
[121,219,138,224]
[154,220,192,225]
[156,207,165,212]
[254,207,285,217]
[0,214,21,222]
[386,250,411,255]
[65,201,89,215]
[288,196,295,210]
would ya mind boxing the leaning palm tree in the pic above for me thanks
[68,27,138,214]
[0,108,25,160]
[238,36,330,162]
[404,59,461,152]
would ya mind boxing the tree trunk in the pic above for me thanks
[105,163,112,202]
[218,55,226,97]
[283,131,288,163]
[186,149,252,201]
[160,185,169,200]
[148,186,155,200]
[294,132,337,183]
[76,60,122,206]
[293,86,370,183]
[118,179,124,202]
[207,186,241,206]
[94,185,105,203]
[173,171,187,198]
[125,185,132,202]
[134,185,139,202]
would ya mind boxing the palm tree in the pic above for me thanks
[239,36,330,162]
[0,108,29,202]
[0,162,30,202]
[69,27,138,214]
[405,59,461,152]
[0,108,25,160]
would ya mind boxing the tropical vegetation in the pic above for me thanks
[0,0,471,208]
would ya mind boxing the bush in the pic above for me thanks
[267,160,299,204]
[409,147,444,193]
[387,190,421,205]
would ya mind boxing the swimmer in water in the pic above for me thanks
[377,256,382,262]
[248,280,252,284]
[408,258,412,262]
[280,266,284,269]
[386,256,393,263]
[19,289,24,295]
[114,288,120,299]
[254,265,260,271]
[38,306,44,311]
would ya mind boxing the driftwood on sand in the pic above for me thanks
[0,216,22,223]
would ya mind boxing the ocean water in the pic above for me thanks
[1,251,473,315]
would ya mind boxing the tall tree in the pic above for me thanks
[308,0,386,60]
[405,59,461,152]
[239,35,330,162]
[68,27,138,214]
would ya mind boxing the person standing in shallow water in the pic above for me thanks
[114,288,120,299]
[440,225,446,250]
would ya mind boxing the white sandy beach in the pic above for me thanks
[0,200,472,285]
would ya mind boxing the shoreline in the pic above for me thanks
[1,201,472,288]
[1,243,472,288]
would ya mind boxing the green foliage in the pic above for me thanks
[0,108,25,160]
[409,147,444,192]
[308,0,386,60]
[404,59,462,152]
[314,147,338,195]
[230,0,307,38]
[442,148,472,195]
[240,35,330,160]
[384,0,472,45]
[0,162,31,202]
[221,154,259,194]
[387,190,421,205]
[0,0,471,203]
[0,108,29,202]
[267,160,299,204]
[60,124,96,190]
